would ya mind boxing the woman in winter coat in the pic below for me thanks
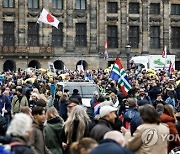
[160,104,180,153]
[44,107,64,154]
[122,104,169,154]
[62,105,91,153]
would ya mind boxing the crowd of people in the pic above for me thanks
[0,66,179,154]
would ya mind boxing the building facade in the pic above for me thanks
[0,0,180,71]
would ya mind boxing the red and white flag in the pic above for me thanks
[37,9,60,29]
[168,60,175,75]
[162,46,167,58]
[104,40,109,60]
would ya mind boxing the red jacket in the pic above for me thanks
[160,113,180,152]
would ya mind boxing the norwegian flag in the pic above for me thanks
[168,60,175,75]
[162,46,167,58]
[37,8,60,29]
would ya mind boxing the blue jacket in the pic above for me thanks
[124,108,140,122]
[89,139,134,154]
[0,94,11,114]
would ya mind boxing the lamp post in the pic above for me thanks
[125,45,131,70]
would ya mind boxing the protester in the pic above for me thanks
[153,93,165,107]
[20,106,33,118]
[70,137,98,154]
[90,105,117,142]
[69,89,82,104]
[59,93,69,121]
[66,98,80,117]
[0,87,11,126]
[122,104,169,154]
[89,131,133,154]
[44,107,64,154]
[165,91,176,110]
[123,98,140,128]
[6,113,33,154]
[30,106,51,154]
[62,105,91,153]
[11,86,28,116]
[136,88,152,106]
[160,104,180,152]
[29,92,39,108]
[90,91,99,117]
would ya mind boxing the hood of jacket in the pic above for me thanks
[46,117,64,131]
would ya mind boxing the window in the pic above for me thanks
[171,4,180,15]
[3,0,14,8]
[52,23,63,47]
[129,26,139,48]
[150,26,160,49]
[107,25,118,48]
[107,2,118,13]
[28,0,39,9]
[76,23,87,47]
[129,2,139,14]
[3,22,15,46]
[76,0,86,10]
[150,3,160,14]
[52,0,63,9]
[171,27,180,49]
[28,22,39,46]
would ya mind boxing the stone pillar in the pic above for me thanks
[89,0,97,53]
[141,0,149,53]
[65,0,74,52]
[162,0,170,48]
[120,0,128,53]
[97,0,106,55]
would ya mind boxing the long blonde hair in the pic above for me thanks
[65,105,90,143]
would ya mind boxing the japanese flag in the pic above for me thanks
[37,9,59,29]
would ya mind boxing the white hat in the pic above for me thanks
[100,105,117,118]
[31,93,39,99]
[93,91,99,96]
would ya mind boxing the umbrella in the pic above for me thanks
[24,78,36,84]
[59,74,66,79]
[104,66,113,73]
[146,69,156,74]
[38,68,47,73]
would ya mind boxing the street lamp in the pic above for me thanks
[125,45,131,70]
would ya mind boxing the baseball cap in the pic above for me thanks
[100,105,117,118]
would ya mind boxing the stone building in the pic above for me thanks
[0,0,180,71]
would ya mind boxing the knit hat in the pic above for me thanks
[100,105,117,118]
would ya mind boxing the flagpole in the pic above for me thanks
[165,46,167,70]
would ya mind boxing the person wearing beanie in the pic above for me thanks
[90,105,117,142]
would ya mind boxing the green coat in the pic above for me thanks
[11,95,28,115]
[44,117,64,154]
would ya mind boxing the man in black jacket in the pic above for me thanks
[90,105,117,142]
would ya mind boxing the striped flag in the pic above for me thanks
[162,46,167,58]
[168,60,175,75]
[110,58,131,95]
[104,40,109,60]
